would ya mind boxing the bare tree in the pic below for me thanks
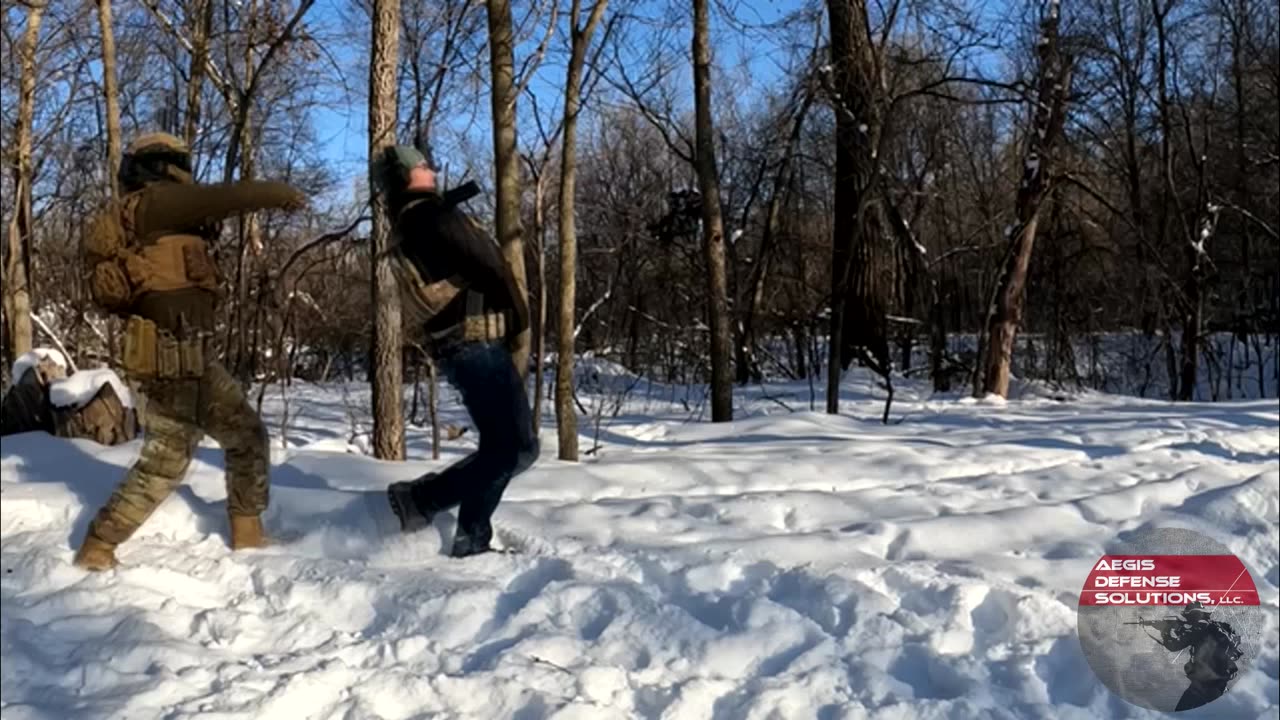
[981,1,1073,398]
[486,0,530,379]
[95,0,122,197]
[823,0,890,414]
[3,0,46,373]
[370,0,406,460]
[555,0,611,460]
[183,0,215,150]
[692,0,734,422]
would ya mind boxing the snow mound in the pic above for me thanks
[1,378,1277,719]
[48,368,134,409]
[10,347,68,381]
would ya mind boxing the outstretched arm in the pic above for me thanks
[136,180,305,237]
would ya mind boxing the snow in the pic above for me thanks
[48,368,134,409]
[1,370,1277,719]
[10,348,68,382]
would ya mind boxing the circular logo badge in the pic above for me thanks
[1077,526,1264,712]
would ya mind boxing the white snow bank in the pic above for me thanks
[1,376,1276,719]
[10,347,68,382]
[48,368,134,409]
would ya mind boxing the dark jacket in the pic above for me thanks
[390,190,529,350]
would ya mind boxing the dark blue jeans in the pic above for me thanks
[408,340,539,552]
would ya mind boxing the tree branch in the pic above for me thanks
[137,0,233,105]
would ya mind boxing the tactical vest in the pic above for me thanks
[389,202,513,354]
[391,246,508,348]
[83,191,219,316]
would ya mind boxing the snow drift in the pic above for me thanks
[1,373,1276,719]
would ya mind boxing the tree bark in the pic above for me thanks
[981,2,1072,398]
[555,0,610,461]
[4,2,44,373]
[692,0,733,422]
[824,0,888,414]
[183,0,214,150]
[369,0,405,460]
[96,0,123,197]
[531,166,547,435]
[486,0,531,381]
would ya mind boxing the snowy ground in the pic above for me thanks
[2,370,1277,719]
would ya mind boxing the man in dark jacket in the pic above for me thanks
[375,145,539,558]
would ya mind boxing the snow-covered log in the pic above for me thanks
[50,369,137,446]
[1,359,137,445]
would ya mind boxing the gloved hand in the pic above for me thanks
[281,186,308,211]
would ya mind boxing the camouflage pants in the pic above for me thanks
[86,361,269,546]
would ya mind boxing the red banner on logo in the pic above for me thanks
[1079,554,1260,606]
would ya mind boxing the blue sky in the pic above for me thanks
[304,0,1017,194]
[305,0,803,190]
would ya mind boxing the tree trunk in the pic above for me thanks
[183,0,214,149]
[369,0,405,460]
[96,0,123,197]
[1150,0,1186,402]
[4,3,44,373]
[929,288,949,391]
[824,0,887,414]
[981,3,1072,398]
[555,0,609,460]
[692,0,733,422]
[531,168,547,435]
[793,323,808,379]
[429,355,440,459]
[485,0,531,381]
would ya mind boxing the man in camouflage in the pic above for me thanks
[73,132,305,571]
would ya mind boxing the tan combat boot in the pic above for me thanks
[229,514,268,550]
[73,535,119,571]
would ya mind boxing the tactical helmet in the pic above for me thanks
[1183,601,1211,618]
[119,131,193,190]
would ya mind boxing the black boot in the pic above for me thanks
[450,525,492,558]
[387,477,434,533]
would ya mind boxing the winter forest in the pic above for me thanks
[3,0,1277,453]
[2,0,1280,448]
[2,2,1279,718]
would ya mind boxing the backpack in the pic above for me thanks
[82,194,141,315]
